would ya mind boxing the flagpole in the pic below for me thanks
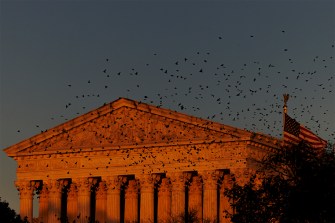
[283,94,289,139]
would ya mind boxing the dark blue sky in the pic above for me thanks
[1,0,334,215]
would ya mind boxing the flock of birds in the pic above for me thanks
[16,31,335,145]
[12,30,335,201]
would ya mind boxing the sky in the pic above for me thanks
[0,0,334,216]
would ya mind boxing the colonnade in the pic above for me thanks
[15,170,233,223]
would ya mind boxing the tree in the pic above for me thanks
[0,197,28,223]
[224,142,335,223]
[167,209,201,223]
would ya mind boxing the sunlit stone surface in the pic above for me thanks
[4,98,279,222]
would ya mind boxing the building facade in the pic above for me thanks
[4,98,280,223]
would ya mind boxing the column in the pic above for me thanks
[67,183,78,223]
[168,172,190,218]
[75,178,92,223]
[105,176,123,223]
[139,174,159,223]
[47,180,63,223]
[124,179,139,222]
[96,181,107,223]
[15,180,34,223]
[188,176,202,220]
[202,170,220,222]
[157,178,172,223]
[219,175,232,223]
[39,184,49,223]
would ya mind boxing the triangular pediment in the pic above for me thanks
[4,98,253,156]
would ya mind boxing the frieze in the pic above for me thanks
[16,142,249,178]
[17,157,81,172]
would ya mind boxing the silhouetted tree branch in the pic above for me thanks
[224,142,335,223]
[0,197,28,223]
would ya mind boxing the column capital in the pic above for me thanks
[189,176,202,194]
[138,174,160,192]
[105,176,123,222]
[96,181,107,199]
[125,179,139,199]
[16,180,34,223]
[67,182,78,200]
[201,170,224,190]
[45,179,65,197]
[73,178,93,195]
[168,172,189,217]
[158,178,172,194]
[157,178,172,221]
[167,172,191,191]
[67,182,79,223]
[96,181,107,223]
[39,184,49,199]
[104,176,124,194]
[15,180,33,189]
[44,180,63,223]
[15,180,35,199]
[38,184,48,223]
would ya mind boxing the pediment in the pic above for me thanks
[4,98,252,156]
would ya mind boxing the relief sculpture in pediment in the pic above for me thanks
[32,106,231,153]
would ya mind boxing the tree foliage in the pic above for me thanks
[224,142,335,223]
[0,197,27,223]
[167,209,201,223]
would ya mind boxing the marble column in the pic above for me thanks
[219,175,232,223]
[96,181,107,223]
[139,174,159,223]
[75,178,92,223]
[202,171,220,222]
[39,184,49,223]
[67,183,78,223]
[47,180,63,223]
[15,180,34,223]
[168,172,190,218]
[157,178,172,223]
[105,176,123,223]
[125,179,139,223]
[188,176,202,220]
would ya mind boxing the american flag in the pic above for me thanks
[284,114,327,149]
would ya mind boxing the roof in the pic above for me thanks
[4,98,279,157]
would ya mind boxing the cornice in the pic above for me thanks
[10,138,252,158]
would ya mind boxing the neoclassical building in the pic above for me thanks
[4,98,280,223]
